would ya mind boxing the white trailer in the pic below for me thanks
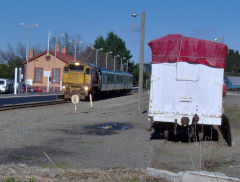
[148,34,231,146]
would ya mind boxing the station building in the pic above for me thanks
[224,76,240,90]
[23,45,80,92]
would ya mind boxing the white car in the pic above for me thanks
[0,78,14,93]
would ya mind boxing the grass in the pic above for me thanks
[2,168,166,182]
[123,179,139,182]
[17,155,35,161]
[225,107,240,125]
[41,162,71,168]
[5,178,35,182]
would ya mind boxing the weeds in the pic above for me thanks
[5,178,35,182]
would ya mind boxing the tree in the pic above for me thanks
[0,42,42,79]
[49,33,85,59]
[130,63,151,88]
[225,49,240,73]
[93,31,132,71]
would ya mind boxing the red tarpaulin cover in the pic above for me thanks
[148,34,228,68]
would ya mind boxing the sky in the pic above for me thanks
[0,0,240,63]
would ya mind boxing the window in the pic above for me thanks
[52,68,60,83]
[69,65,84,71]
[85,68,90,74]
[34,68,43,82]
[64,67,68,73]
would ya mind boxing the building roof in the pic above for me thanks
[23,50,81,64]
[226,76,240,86]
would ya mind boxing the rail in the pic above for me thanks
[0,99,70,111]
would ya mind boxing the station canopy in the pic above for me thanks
[148,34,228,68]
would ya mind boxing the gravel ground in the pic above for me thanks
[0,92,240,179]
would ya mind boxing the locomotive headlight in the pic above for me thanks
[84,86,89,91]
[62,85,66,89]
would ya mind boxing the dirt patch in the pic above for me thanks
[0,146,70,166]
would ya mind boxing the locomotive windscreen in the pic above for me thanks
[69,65,84,71]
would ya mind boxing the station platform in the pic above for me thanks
[0,92,64,107]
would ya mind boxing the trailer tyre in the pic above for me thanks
[221,114,232,146]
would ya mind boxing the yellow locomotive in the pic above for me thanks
[62,62,133,99]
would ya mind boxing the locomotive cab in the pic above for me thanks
[62,62,92,99]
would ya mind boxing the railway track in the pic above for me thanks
[0,99,70,111]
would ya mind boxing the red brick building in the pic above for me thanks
[23,45,80,92]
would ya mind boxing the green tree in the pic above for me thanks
[225,49,240,73]
[129,63,151,88]
[94,32,131,59]
[94,32,132,69]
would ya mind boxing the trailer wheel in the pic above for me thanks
[221,114,232,146]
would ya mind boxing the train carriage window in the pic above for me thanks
[85,68,90,74]
[109,74,114,84]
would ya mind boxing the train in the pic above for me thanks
[62,62,133,100]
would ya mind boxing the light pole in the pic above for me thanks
[114,55,120,71]
[49,32,64,92]
[126,60,129,72]
[20,23,39,94]
[69,40,83,62]
[105,51,112,69]
[91,47,103,66]
[214,36,224,43]
[132,11,145,113]
[121,57,126,71]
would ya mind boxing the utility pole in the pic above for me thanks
[138,11,145,113]
[20,22,39,94]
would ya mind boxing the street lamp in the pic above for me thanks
[20,22,39,94]
[121,57,126,71]
[132,11,145,113]
[214,36,224,43]
[49,32,64,92]
[126,60,129,72]
[105,51,112,69]
[91,47,103,66]
[69,40,83,62]
[114,55,120,71]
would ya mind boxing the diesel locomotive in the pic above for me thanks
[62,62,133,99]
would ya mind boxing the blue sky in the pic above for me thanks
[0,0,240,63]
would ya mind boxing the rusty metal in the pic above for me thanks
[188,114,199,140]
[213,125,224,143]
[174,119,178,135]
[192,114,199,124]
[181,117,189,126]
[164,130,169,139]
[146,117,153,131]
